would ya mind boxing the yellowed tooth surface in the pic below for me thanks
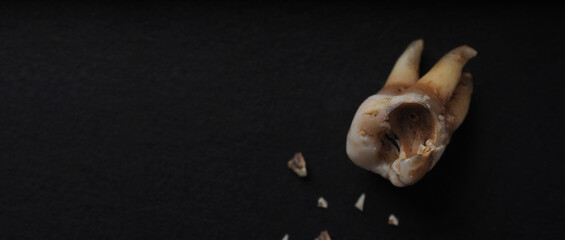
[346,40,475,187]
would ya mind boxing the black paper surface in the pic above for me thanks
[1,3,564,239]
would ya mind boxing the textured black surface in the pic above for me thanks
[1,3,564,239]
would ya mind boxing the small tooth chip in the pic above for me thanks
[388,214,399,226]
[317,197,328,208]
[314,230,331,240]
[287,152,307,177]
[354,193,366,211]
[282,234,289,240]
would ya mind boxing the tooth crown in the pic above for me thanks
[346,40,475,187]
[346,89,447,186]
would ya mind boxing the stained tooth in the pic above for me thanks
[346,40,475,187]
[385,39,424,87]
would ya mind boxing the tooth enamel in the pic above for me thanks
[346,40,476,187]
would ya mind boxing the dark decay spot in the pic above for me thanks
[409,112,418,121]
[388,103,435,156]
[384,132,400,152]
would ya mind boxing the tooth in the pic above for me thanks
[346,40,475,187]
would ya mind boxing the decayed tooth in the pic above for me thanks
[346,40,476,187]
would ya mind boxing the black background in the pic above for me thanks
[1,3,564,239]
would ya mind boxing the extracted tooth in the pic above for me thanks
[346,40,476,187]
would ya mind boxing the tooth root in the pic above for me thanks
[446,72,473,132]
[384,39,424,88]
[417,45,477,101]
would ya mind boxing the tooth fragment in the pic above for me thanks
[317,197,328,209]
[282,234,289,240]
[354,193,366,211]
[314,230,331,240]
[346,40,476,187]
[287,152,307,177]
[388,214,399,226]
